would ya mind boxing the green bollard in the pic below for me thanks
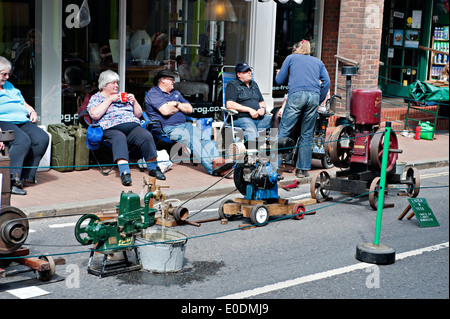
[355,122,396,265]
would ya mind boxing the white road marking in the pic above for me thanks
[7,286,50,299]
[48,222,76,228]
[218,242,449,299]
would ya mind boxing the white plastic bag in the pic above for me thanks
[156,150,173,173]
[137,150,173,173]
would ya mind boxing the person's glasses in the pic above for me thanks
[0,72,11,78]
[164,77,175,82]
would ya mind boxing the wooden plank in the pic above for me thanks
[17,257,49,272]
[223,203,241,215]
[266,203,296,216]
[234,198,265,205]
[291,198,317,206]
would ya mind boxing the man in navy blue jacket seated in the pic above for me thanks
[145,69,233,176]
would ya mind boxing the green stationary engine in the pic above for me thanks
[75,191,156,254]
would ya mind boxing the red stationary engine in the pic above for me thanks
[327,70,399,172]
[311,66,420,210]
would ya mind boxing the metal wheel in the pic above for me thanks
[368,177,390,210]
[36,255,56,282]
[405,167,420,197]
[250,204,269,226]
[292,203,305,220]
[0,206,29,255]
[233,163,248,196]
[327,125,354,168]
[369,128,399,173]
[310,171,331,203]
[74,214,101,245]
[218,199,240,220]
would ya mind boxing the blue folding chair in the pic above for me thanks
[219,65,245,145]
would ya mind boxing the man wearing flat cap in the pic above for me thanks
[225,62,272,142]
[145,69,233,176]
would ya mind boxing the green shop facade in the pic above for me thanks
[379,0,449,97]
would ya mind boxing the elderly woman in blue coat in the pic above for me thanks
[0,56,49,195]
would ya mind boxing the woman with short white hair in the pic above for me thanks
[87,70,164,186]
[0,56,49,195]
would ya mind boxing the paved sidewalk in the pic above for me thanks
[8,132,449,217]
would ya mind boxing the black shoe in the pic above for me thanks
[212,158,234,176]
[149,167,166,180]
[121,172,132,186]
[11,185,27,195]
[11,177,24,189]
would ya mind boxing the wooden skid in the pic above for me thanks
[224,197,317,218]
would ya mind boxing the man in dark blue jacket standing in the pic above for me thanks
[275,40,330,178]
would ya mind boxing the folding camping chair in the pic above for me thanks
[219,65,245,147]
[219,65,273,149]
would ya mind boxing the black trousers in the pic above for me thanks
[103,122,157,163]
[0,121,49,181]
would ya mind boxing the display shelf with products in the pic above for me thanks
[428,25,449,81]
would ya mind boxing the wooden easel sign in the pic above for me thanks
[398,198,439,227]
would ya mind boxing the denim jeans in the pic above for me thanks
[277,91,319,170]
[164,122,219,174]
[234,115,272,142]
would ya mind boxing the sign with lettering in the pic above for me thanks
[407,198,439,227]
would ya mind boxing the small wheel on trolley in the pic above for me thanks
[218,199,241,221]
[250,204,270,226]
[36,255,56,282]
[292,203,306,220]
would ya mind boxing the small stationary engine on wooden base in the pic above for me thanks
[75,191,157,277]
[310,66,420,209]
[218,139,313,226]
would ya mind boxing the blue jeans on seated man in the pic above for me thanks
[164,122,219,175]
[234,115,272,143]
[277,90,319,171]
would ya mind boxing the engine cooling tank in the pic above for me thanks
[350,88,382,125]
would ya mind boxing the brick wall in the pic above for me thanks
[327,104,449,134]
[335,0,385,114]
[321,0,341,90]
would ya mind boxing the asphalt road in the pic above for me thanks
[0,166,448,311]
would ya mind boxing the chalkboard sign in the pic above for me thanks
[407,198,439,227]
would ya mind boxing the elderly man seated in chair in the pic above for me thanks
[145,69,233,176]
[225,62,272,144]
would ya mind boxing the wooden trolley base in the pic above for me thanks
[222,197,317,227]
[0,247,65,281]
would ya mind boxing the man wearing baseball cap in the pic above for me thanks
[145,69,233,176]
[225,62,272,142]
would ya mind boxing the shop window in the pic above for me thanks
[125,0,249,106]
[62,0,120,125]
[273,0,323,99]
[0,0,36,106]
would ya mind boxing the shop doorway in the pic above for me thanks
[379,0,432,98]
